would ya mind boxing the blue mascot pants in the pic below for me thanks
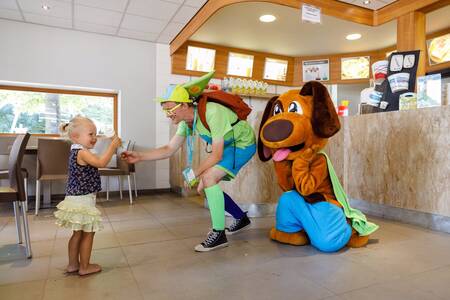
[276,190,352,252]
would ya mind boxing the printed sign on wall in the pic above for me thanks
[302,59,329,82]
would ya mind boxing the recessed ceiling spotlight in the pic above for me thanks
[259,15,276,23]
[42,4,51,10]
[346,33,362,40]
[363,0,371,4]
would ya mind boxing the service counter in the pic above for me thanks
[169,96,450,231]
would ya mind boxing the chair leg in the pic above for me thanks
[118,176,123,199]
[21,201,32,259]
[24,177,29,211]
[106,177,110,201]
[133,172,138,197]
[13,201,23,244]
[35,180,40,215]
[127,175,133,205]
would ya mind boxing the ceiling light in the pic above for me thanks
[363,0,371,4]
[346,33,362,40]
[259,15,276,23]
[42,4,51,10]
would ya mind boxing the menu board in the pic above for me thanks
[302,59,329,82]
[341,56,370,80]
[427,33,450,65]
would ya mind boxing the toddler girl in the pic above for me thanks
[55,116,121,276]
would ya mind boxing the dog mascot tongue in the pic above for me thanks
[258,81,378,252]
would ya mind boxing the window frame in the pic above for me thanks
[263,57,289,82]
[227,52,255,77]
[185,45,216,72]
[340,56,371,80]
[0,85,118,137]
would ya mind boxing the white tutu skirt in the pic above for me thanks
[54,193,103,232]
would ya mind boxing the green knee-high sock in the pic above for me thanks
[204,185,225,231]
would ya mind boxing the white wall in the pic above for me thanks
[0,19,158,193]
[336,83,370,115]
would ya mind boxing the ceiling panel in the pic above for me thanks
[74,21,118,35]
[157,35,172,44]
[121,14,167,33]
[184,0,208,8]
[74,0,128,12]
[127,0,179,21]
[0,0,19,10]
[18,0,72,19]
[0,8,22,21]
[426,5,450,34]
[172,5,198,24]
[160,21,184,39]
[338,0,397,10]
[74,5,123,27]
[24,12,72,28]
[118,28,159,41]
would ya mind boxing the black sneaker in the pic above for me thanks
[225,213,251,235]
[194,230,228,252]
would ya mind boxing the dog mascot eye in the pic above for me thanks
[273,103,283,115]
[288,101,303,114]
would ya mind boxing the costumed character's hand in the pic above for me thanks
[273,160,294,191]
[121,151,141,164]
[299,144,321,163]
[292,145,328,197]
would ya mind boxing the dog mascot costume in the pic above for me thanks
[258,81,378,252]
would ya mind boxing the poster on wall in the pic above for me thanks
[341,56,370,80]
[302,59,329,82]
[427,33,450,65]
[417,74,442,108]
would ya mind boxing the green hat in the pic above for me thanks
[156,85,191,103]
[182,70,215,98]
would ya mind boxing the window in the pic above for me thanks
[264,58,288,81]
[186,46,216,72]
[427,33,450,65]
[341,56,370,80]
[227,52,254,77]
[0,86,117,135]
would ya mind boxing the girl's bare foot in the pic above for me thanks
[78,263,102,276]
[65,264,79,274]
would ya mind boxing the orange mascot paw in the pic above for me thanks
[270,227,310,246]
[346,229,369,248]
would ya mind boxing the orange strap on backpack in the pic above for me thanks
[196,90,252,131]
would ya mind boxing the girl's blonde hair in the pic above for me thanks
[60,116,94,138]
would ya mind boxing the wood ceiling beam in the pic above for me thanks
[374,0,442,25]
[170,0,373,55]
[170,0,449,55]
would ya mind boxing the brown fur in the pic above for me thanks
[258,81,368,248]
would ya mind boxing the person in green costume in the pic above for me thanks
[123,75,256,252]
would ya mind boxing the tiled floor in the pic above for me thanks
[1,192,450,300]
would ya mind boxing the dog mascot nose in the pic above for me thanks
[263,119,293,142]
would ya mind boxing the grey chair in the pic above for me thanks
[128,141,138,198]
[35,139,71,215]
[0,133,32,258]
[98,140,133,204]
[0,136,30,210]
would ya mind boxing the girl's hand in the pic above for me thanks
[111,135,122,149]
[121,151,141,164]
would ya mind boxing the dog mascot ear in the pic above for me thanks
[258,96,278,161]
[300,81,340,138]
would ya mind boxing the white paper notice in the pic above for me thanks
[302,4,321,24]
